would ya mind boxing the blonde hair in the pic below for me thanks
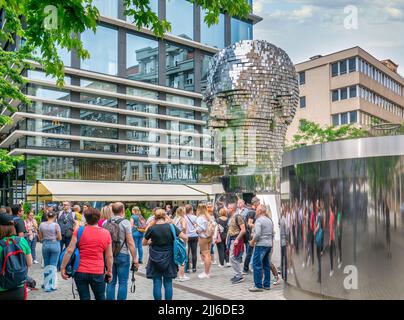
[175,206,185,217]
[132,206,140,214]
[196,204,208,218]
[219,208,228,217]
[100,205,113,220]
[154,209,167,220]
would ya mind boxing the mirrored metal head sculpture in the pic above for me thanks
[203,40,298,194]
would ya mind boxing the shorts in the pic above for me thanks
[199,237,212,252]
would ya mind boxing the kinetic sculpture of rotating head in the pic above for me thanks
[203,40,299,194]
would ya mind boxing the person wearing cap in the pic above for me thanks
[0,213,33,300]
[38,210,62,292]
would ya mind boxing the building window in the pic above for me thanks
[166,0,194,40]
[299,96,306,108]
[298,72,306,85]
[166,108,195,120]
[92,0,119,18]
[339,60,347,75]
[340,88,348,100]
[230,18,252,45]
[332,90,339,102]
[81,25,118,75]
[349,85,357,98]
[80,110,118,124]
[80,93,118,108]
[349,57,356,72]
[331,63,338,77]
[144,166,153,180]
[332,114,339,126]
[126,32,159,84]
[26,119,71,135]
[200,53,214,93]
[340,112,348,124]
[126,101,158,114]
[27,137,70,149]
[126,116,159,128]
[80,79,117,92]
[26,102,70,118]
[126,0,158,23]
[350,111,357,123]
[126,87,158,99]
[81,141,118,152]
[27,84,70,101]
[165,43,195,91]
[201,10,225,48]
[80,125,118,139]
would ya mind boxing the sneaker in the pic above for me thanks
[330,270,334,277]
[230,276,238,282]
[263,287,271,290]
[33,260,39,264]
[192,268,197,273]
[212,260,217,265]
[200,261,205,265]
[179,276,190,282]
[338,262,342,269]
[218,264,224,268]
[232,277,244,284]
[248,287,263,292]
[226,262,231,268]
[273,277,280,285]
[198,272,210,279]
[302,262,305,268]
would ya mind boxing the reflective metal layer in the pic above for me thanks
[281,135,404,299]
[204,40,299,193]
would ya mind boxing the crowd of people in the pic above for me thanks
[0,196,292,300]
[279,199,343,284]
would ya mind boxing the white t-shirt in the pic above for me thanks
[196,215,208,238]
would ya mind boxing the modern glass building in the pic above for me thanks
[0,0,261,205]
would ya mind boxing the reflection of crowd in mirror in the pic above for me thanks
[281,198,344,284]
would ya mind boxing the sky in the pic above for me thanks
[253,0,404,75]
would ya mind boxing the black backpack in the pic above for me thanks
[0,237,28,290]
[104,218,126,257]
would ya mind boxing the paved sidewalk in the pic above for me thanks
[28,241,316,300]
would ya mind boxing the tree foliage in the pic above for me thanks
[0,0,251,173]
[288,119,369,150]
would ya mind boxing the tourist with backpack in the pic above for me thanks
[216,208,230,267]
[196,204,214,279]
[11,204,26,237]
[143,209,187,300]
[130,206,146,264]
[227,203,246,284]
[0,213,32,300]
[105,202,138,300]
[57,201,78,251]
[38,211,62,292]
[243,197,260,273]
[60,207,113,300]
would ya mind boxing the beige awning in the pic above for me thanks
[27,180,224,202]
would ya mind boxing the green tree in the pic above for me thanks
[288,119,369,150]
[0,0,251,172]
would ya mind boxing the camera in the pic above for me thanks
[130,263,138,272]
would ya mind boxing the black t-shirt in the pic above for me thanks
[13,216,26,235]
[144,223,181,249]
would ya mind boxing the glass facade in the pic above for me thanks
[127,116,159,128]
[80,93,118,108]
[200,52,213,93]
[231,18,253,44]
[27,84,70,101]
[24,119,71,135]
[26,136,70,149]
[80,125,118,139]
[126,101,158,114]
[166,42,195,91]
[126,33,159,84]
[166,0,194,40]
[25,102,70,118]
[81,25,118,75]
[80,110,118,123]
[93,0,119,18]
[80,79,117,92]
[201,10,225,48]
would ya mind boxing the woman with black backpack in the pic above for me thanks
[0,213,32,300]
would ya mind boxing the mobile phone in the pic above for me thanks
[104,274,111,283]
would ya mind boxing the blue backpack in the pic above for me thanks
[315,215,323,247]
[0,237,28,290]
[57,226,84,277]
[169,224,187,266]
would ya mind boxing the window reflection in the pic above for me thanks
[126,0,158,23]
[166,107,194,119]
[166,0,193,40]
[25,119,71,135]
[81,25,118,75]
[127,116,159,128]
[127,87,158,99]
[127,131,160,143]
[201,10,225,48]
[231,18,253,44]
[80,110,118,123]
[127,101,158,114]
[200,53,213,93]
[27,84,70,101]
[126,33,159,84]
[26,102,70,118]
[166,43,194,91]
[80,79,117,92]
[127,145,160,156]
[27,70,71,85]
[26,137,70,149]
[93,0,118,18]
[80,93,118,108]
[166,94,194,106]
[80,125,118,139]
[80,141,118,152]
